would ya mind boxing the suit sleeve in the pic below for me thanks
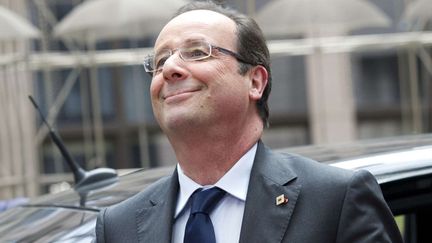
[95,207,107,243]
[335,170,403,243]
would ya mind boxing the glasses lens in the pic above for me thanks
[143,55,154,73]
[143,41,212,74]
[144,50,171,74]
[180,41,211,61]
[154,50,171,72]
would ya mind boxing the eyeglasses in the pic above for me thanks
[143,40,252,75]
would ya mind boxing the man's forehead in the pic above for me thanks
[155,9,236,47]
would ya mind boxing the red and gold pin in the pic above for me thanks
[276,194,289,206]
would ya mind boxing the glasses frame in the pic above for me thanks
[143,41,253,75]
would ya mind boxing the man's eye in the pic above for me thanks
[184,48,209,59]
[155,56,168,69]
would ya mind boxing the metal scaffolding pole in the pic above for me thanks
[0,64,12,199]
[88,40,106,168]
[408,45,423,133]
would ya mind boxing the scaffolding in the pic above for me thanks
[1,0,432,199]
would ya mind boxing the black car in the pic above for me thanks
[1,134,432,242]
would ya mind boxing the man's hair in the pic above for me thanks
[173,0,272,127]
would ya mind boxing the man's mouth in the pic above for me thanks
[163,87,201,100]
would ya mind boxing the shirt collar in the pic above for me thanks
[175,143,257,217]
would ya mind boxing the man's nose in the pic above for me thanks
[162,53,188,81]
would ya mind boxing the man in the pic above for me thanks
[96,1,403,242]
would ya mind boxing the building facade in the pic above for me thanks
[0,0,431,198]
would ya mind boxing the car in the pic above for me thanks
[1,134,432,242]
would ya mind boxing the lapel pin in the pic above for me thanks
[276,194,288,206]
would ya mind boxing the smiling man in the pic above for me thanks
[95,1,402,243]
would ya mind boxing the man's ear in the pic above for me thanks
[248,65,268,101]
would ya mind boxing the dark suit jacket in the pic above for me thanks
[96,142,402,243]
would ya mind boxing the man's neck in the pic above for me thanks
[167,119,263,185]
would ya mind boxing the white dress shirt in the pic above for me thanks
[172,143,257,243]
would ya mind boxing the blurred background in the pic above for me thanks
[0,0,431,200]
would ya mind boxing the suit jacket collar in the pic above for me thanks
[136,169,179,243]
[239,141,301,243]
[134,141,301,243]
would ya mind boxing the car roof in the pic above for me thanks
[280,133,432,184]
[26,166,174,210]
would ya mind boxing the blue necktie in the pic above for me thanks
[184,187,226,243]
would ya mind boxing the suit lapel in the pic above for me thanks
[136,170,179,243]
[239,142,301,243]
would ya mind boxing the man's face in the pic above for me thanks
[150,10,254,133]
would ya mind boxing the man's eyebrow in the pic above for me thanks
[183,37,206,44]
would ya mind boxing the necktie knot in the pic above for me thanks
[190,187,226,215]
[184,187,226,243]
